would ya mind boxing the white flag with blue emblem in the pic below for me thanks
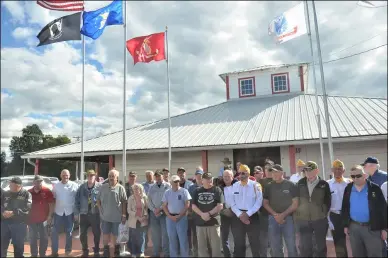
[268,2,307,44]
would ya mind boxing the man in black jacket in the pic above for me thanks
[1,177,32,257]
[341,165,387,257]
[295,161,331,257]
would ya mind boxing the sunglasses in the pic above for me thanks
[350,174,363,179]
[173,180,180,183]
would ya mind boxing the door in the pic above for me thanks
[233,147,281,172]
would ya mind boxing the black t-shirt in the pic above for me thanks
[258,178,273,214]
[193,186,224,226]
[263,180,298,214]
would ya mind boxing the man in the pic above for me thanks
[125,171,137,198]
[219,170,238,257]
[177,167,193,190]
[97,169,127,257]
[327,160,351,258]
[1,177,32,258]
[75,170,102,257]
[219,158,232,177]
[382,181,388,202]
[142,170,155,195]
[257,163,273,257]
[290,159,306,184]
[187,169,204,256]
[51,169,79,257]
[363,156,387,187]
[162,175,191,257]
[162,168,170,183]
[230,164,263,257]
[192,172,224,257]
[342,165,387,257]
[263,164,298,257]
[28,175,54,257]
[253,166,264,182]
[295,161,331,257]
[148,170,171,258]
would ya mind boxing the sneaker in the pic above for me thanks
[140,253,145,257]
[82,250,89,257]
[65,251,72,256]
[103,246,110,257]
[49,253,58,257]
[114,244,120,256]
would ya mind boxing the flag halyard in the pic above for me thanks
[126,32,166,65]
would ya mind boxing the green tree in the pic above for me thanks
[1,151,8,176]
[8,124,72,177]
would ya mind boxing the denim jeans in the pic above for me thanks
[268,215,298,257]
[129,226,146,256]
[1,220,27,258]
[51,213,74,254]
[166,215,189,257]
[150,212,169,257]
[220,215,233,257]
[80,213,100,253]
[29,222,49,257]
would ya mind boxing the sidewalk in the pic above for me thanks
[7,228,350,257]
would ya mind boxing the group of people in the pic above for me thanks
[0,156,388,258]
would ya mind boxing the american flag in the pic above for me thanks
[36,0,84,11]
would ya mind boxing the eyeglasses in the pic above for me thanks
[351,174,363,179]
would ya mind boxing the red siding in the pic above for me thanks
[201,150,208,172]
[226,75,230,100]
[299,66,304,92]
[289,145,296,174]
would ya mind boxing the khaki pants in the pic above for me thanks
[196,226,223,257]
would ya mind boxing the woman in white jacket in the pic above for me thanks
[127,183,148,257]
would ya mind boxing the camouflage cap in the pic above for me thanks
[304,161,318,170]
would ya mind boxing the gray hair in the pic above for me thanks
[223,170,233,176]
[351,165,365,174]
[109,169,120,177]
[145,170,154,176]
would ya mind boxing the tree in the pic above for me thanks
[1,152,8,176]
[8,124,72,177]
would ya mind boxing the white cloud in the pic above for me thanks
[0,1,387,161]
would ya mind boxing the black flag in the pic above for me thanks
[37,12,81,47]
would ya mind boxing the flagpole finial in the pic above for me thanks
[165,26,168,31]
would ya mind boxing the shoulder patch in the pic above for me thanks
[257,183,262,192]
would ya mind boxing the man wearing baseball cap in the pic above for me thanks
[1,177,32,258]
[75,169,102,257]
[363,157,387,187]
[295,161,331,257]
[327,160,351,258]
[28,175,54,257]
[290,160,306,184]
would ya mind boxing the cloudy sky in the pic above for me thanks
[1,1,387,160]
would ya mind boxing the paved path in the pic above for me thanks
[7,229,352,257]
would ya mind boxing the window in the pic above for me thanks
[238,77,256,98]
[271,73,290,94]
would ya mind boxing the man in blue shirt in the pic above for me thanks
[341,165,387,257]
[363,157,388,187]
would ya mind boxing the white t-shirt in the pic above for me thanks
[381,181,387,202]
[52,181,79,216]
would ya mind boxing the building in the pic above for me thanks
[22,63,388,182]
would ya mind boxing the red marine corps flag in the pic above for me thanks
[126,32,165,65]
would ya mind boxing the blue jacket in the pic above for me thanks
[369,169,388,187]
[74,182,102,216]
[142,181,155,195]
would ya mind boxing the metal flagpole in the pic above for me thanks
[305,1,326,178]
[122,0,127,178]
[80,35,85,182]
[165,26,172,172]
[311,0,334,167]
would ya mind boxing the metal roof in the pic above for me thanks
[22,93,387,159]
[219,62,309,82]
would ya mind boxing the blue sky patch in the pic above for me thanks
[26,111,96,119]
[55,122,64,128]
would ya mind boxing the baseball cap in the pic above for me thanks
[177,167,186,172]
[296,159,306,167]
[270,164,283,172]
[87,170,96,176]
[171,175,180,182]
[162,168,169,173]
[128,171,137,177]
[202,172,213,179]
[254,166,263,171]
[154,170,162,176]
[363,157,379,165]
[332,159,344,169]
[304,161,318,170]
[10,177,22,185]
[195,169,204,175]
[34,175,44,182]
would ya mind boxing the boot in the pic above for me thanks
[103,245,110,257]
[114,244,121,256]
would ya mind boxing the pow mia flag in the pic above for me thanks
[37,12,81,47]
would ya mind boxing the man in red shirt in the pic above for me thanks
[28,175,54,257]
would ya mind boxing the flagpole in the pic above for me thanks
[165,26,172,172]
[122,0,127,179]
[80,34,85,182]
[304,1,326,178]
[311,0,334,169]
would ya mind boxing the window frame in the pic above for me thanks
[271,72,290,94]
[238,76,256,98]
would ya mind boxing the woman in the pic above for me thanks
[127,183,148,257]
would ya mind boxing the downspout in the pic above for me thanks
[27,158,36,169]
